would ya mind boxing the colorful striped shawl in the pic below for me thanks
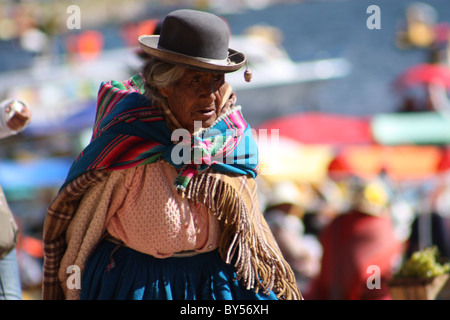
[63,74,259,191]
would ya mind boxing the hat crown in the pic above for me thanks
[158,9,230,61]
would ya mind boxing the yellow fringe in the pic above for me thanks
[181,171,302,300]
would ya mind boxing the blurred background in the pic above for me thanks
[1,0,450,300]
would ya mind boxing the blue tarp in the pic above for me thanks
[0,157,72,190]
[24,101,96,136]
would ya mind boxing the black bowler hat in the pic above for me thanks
[138,9,246,73]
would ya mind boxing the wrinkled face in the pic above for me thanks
[159,68,226,133]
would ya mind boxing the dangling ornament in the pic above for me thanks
[244,60,252,82]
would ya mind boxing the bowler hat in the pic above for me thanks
[138,9,246,73]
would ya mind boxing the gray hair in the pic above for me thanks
[142,58,186,107]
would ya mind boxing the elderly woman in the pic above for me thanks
[42,9,301,300]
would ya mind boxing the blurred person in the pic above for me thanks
[397,82,450,113]
[396,1,450,67]
[428,23,450,66]
[263,181,322,293]
[42,9,301,300]
[0,98,32,300]
[396,2,437,49]
[406,184,450,259]
[407,212,450,259]
[306,179,404,300]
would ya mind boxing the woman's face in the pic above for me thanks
[159,68,226,133]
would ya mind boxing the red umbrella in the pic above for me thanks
[395,63,450,90]
[437,147,450,172]
[256,112,374,145]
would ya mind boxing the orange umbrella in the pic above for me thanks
[329,145,447,180]
[258,136,334,183]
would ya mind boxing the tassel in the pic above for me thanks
[244,60,252,82]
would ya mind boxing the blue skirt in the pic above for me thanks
[81,239,278,300]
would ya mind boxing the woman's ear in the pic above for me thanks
[158,86,170,98]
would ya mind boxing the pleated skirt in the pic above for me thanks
[80,239,278,300]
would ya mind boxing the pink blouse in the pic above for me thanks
[105,160,221,258]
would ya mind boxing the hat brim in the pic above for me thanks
[138,35,246,73]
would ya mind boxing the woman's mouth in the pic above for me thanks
[196,107,216,118]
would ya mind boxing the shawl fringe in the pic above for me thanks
[182,171,302,300]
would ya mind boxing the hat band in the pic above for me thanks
[157,44,230,66]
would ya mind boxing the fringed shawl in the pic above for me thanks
[42,75,301,300]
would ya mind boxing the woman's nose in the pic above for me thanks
[206,79,218,93]
[209,80,216,93]
[200,79,218,97]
